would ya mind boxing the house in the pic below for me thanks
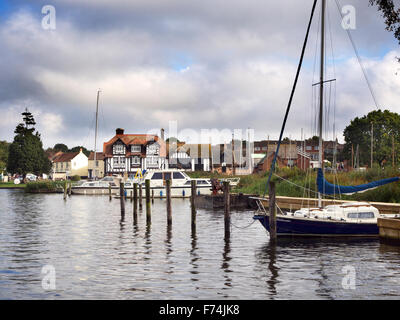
[51,149,88,180]
[168,143,212,171]
[88,152,105,179]
[254,151,286,173]
[103,128,167,176]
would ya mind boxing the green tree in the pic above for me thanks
[343,109,400,167]
[53,143,69,152]
[69,146,91,157]
[0,141,9,173]
[370,1,400,44]
[7,109,52,177]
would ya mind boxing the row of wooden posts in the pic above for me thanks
[117,180,233,238]
[63,179,278,242]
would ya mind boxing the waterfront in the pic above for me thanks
[1,189,400,299]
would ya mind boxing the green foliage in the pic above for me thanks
[235,167,400,203]
[7,110,52,176]
[25,181,64,193]
[0,141,9,172]
[69,146,91,157]
[53,143,69,152]
[370,0,400,47]
[71,175,81,181]
[343,110,400,167]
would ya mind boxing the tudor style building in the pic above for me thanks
[103,128,167,175]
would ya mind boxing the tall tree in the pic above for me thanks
[370,0,400,61]
[53,143,69,153]
[7,109,52,177]
[343,109,400,167]
[0,141,9,173]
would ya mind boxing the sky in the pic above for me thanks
[0,0,399,150]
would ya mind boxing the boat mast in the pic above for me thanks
[318,0,326,208]
[94,89,100,180]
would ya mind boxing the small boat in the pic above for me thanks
[71,176,119,195]
[253,201,380,237]
[253,0,400,237]
[123,170,213,198]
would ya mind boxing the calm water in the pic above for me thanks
[1,189,400,300]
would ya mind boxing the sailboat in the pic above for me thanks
[253,0,400,237]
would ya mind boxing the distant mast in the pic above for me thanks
[94,90,100,180]
[318,0,326,208]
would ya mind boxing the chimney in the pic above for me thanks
[161,128,165,141]
[116,128,124,136]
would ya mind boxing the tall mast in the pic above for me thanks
[318,0,326,208]
[94,90,100,180]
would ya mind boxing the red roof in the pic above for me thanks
[52,152,79,163]
[103,133,166,157]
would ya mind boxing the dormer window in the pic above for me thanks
[147,143,159,155]
[113,142,125,154]
[131,145,141,153]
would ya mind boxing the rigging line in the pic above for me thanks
[334,0,380,110]
[263,0,318,198]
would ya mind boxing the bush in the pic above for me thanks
[71,175,81,181]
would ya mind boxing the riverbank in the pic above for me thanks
[0,182,26,189]
[24,181,66,193]
[230,167,400,204]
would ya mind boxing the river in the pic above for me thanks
[1,189,400,299]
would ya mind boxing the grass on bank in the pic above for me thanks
[0,181,26,188]
[195,167,400,204]
[24,181,67,193]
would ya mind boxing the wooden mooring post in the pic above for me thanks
[63,181,67,200]
[120,180,125,217]
[145,179,151,224]
[223,181,230,239]
[166,179,172,226]
[269,181,277,242]
[151,189,154,203]
[133,183,138,224]
[108,183,112,201]
[191,180,197,230]
[139,183,143,211]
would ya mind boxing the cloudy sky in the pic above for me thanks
[0,0,399,150]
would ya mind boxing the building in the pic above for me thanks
[168,143,212,171]
[88,152,105,179]
[51,149,88,180]
[103,128,167,176]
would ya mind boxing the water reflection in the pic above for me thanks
[221,238,232,290]
[190,228,199,281]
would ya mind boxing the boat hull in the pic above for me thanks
[253,214,379,237]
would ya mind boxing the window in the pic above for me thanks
[197,180,208,185]
[173,172,185,179]
[95,160,99,167]
[113,143,125,154]
[113,157,126,168]
[306,146,312,151]
[151,172,163,180]
[262,147,268,151]
[146,157,159,167]
[255,147,261,151]
[347,212,375,219]
[131,145,141,153]
[147,143,159,155]
[131,156,140,166]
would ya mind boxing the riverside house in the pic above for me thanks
[88,152,105,179]
[51,149,89,180]
[103,128,167,176]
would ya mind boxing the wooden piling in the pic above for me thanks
[139,183,143,211]
[130,190,133,202]
[108,183,112,201]
[63,181,67,200]
[191,180,197,230]
[151,189,154,203]
[223,181,230,239]
[133,183,138,224]
[269,181,277,242]
[145,179,151,224]
[120,181,125,217]
[166,179,172,226]
[68,182,72,196]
